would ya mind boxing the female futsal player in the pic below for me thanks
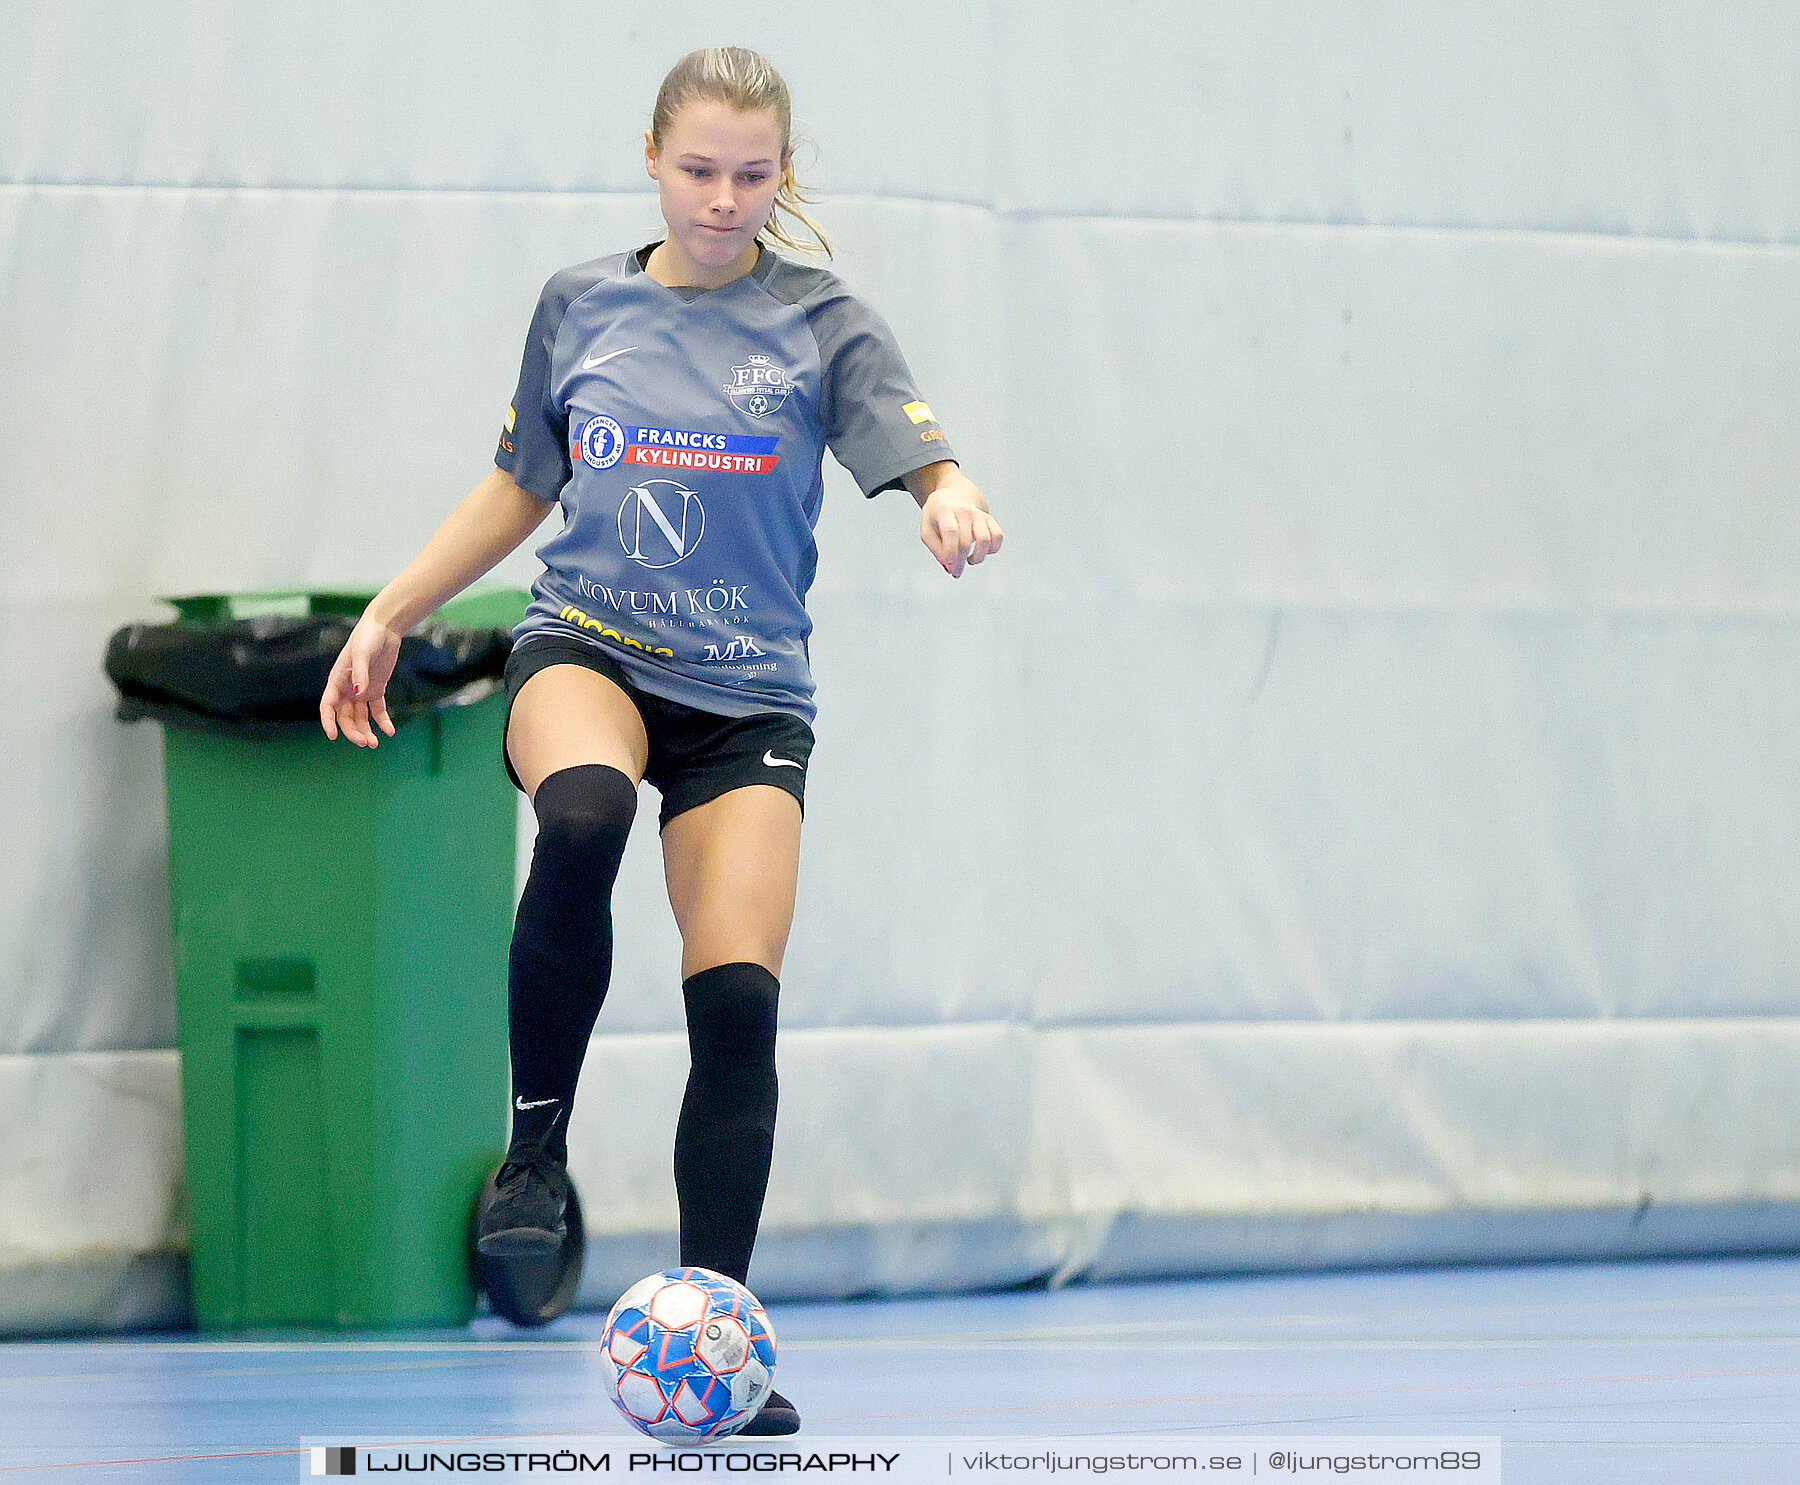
[318,47,1001,1433]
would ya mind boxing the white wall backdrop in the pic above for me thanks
[3,1,1798,1330]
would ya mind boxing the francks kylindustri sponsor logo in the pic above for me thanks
[575,414,626,469]
[626,423,780,473]
[575,417,779,474]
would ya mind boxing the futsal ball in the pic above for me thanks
[601,1267,778,1442]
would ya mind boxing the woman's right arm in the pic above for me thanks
[319,465,555,747]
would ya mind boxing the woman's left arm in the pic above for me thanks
[902,460,1005,578]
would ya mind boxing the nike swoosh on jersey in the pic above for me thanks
[582,345,636,370]
[762,751,804,770]
[514,1096,559,1110]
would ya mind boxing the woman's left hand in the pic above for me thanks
[906,463,1005,578]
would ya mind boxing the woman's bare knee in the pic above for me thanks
[662,787,801,980]
[680,929,790,981]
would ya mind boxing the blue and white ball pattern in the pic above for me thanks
[602,1268,777,1442]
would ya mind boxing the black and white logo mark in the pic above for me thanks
[617,479,704,569]
[725,354,794,418]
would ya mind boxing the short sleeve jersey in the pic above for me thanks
[497,241,955,724]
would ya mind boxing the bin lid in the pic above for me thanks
[106,586,529,737]
[159,587,526,629]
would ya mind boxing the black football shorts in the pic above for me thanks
[501,635,814,828]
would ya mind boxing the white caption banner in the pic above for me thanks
[305,1436,1501,1479]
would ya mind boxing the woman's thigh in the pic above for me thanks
[661,786,803,979]
[505,663,651,799]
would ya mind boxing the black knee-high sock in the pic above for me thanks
[506,763,637,1163]
[675,962,779,1285]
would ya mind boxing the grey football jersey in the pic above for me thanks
[497,242,955,723]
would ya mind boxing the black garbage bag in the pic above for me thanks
[106,612,512,738]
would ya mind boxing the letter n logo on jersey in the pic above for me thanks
[618,480,705,569]
[724,354,793,418]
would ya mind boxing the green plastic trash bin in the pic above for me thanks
[144,586,525,1329]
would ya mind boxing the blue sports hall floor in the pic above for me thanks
[2,1255,1796,1482]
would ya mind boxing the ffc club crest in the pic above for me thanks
[724,355,793,418]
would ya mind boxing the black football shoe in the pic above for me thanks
[738,1389,800,1436]
[476,1145,570,1258]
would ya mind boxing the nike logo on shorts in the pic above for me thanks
[762,751,803,770]
[514,1096,559,1111]
[582,346,636,370]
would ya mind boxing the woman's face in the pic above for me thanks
[646,100,788,270]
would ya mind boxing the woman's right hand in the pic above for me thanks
[319,614,404,746]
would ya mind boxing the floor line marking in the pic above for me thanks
[0,1355,580,1387]
[10,1290,1797,1357]
[815,1363,1800,1424]
[0,1446,303,1473]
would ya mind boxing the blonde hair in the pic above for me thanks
[651,47,833,259]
